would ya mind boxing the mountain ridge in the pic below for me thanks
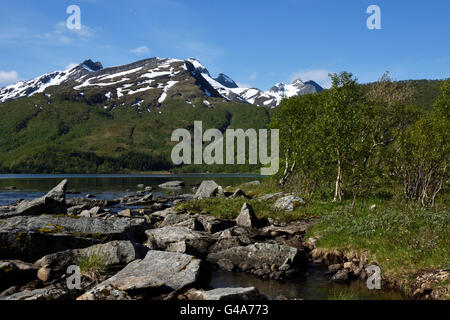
[0,57,323,107]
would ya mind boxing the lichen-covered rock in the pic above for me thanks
[207,243,307,272]
[0,215,150,261]
[35,240,149,271]
[78,250,210,299]
[273,195,305,211]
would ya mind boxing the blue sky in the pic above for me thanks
[0,0,449,90]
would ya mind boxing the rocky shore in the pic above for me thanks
[0,180,314,300]
[1,179,445,300]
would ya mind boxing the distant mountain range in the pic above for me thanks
[0,57,445,174]
[0,57,323,108]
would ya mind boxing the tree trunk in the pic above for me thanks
[333,149,343,202]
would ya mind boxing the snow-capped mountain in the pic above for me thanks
[0,57,323,108]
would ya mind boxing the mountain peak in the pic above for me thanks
[78,59,103,72]
[214,73,238,89]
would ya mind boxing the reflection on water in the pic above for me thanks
[0,174,264,206]
[211,266,406,300]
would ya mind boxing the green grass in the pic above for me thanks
[77,254,107,275]
[306,200,449,290]
[178,181,357,222]
[327,288,358,300]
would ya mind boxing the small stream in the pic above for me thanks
[1,174,406,300]
[211,267,405,300]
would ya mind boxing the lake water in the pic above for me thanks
[0,174,406,300]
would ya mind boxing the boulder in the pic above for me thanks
[193,181,221,199]
[78,250,210,299]
[207,243,306,272]
[331,269,350,282]
[273,195,305,211]
[0,285,68,300]
[158,181,185,189]
[197,215,235,234]
[35,240,149,271]
[144,226,214,257]
[236,203,258,228]
[0,215,150,261]
[0,180,68,218]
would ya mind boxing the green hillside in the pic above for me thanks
[0,94,270,173]
[0,78,445,174]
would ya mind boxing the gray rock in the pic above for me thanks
[35,240,149,271]
[0,286,68,300]
[78,250,210,299]
[273,195,305,211]
[144,226,214,257]
[257,192,284,201]
[0,215,150,261]
[66,198,119,209]
[236,203,258,228]
[125,193,153,206]
[160,213,203,230]
[262,221,310,236]
[193,181,221,199]
[158,181,185,189]
[207,243,306,271]
[0,180,68,218]
[197,215,235,234]
[331,269,350,282]
[76,284,132,300]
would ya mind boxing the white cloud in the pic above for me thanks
[0,70,19,86]
[290,69,333,89]
[40,21,96,45]
[130,46,150,55]
[250,73,257,81]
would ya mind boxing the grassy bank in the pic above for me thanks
[178,180,449,298]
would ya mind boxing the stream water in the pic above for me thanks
[0,174,406,300]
